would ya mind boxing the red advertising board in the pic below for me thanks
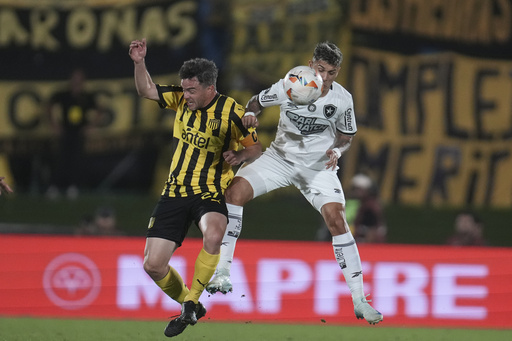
[0,234,511,328]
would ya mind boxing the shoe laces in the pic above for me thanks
[216,268,230,276]
[360,294,372,304]
[168,313,182,320]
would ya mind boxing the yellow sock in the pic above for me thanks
[155,266,189,303]
[184,248,220,303]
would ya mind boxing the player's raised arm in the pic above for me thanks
[129,38,159,101]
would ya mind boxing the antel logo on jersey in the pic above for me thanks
[182,127,211,149]
[43,253,101,310]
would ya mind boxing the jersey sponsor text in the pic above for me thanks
[181,127,211,149]
[286,111,329,135]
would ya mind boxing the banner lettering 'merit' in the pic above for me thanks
[344,47,512,207]
[0,235,511,329]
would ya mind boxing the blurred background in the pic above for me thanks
[1,0,511,246]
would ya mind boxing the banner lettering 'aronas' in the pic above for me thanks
[0,235,510,328]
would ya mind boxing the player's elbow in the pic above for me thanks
[136,84,158,101]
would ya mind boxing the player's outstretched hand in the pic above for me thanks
[129,38,147,64]
[325,149,339,171]
[0,177,13,195]
[223,150,244,166]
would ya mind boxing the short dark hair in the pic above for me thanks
[457,210,482,224]
[312,42,343,67]
[179,58,218,88]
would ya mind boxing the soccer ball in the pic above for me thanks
[283,66,323,105]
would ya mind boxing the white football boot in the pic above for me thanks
[353,295,383,325]
[205,269,233,294]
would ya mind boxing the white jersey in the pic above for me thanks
[258,78,357,170]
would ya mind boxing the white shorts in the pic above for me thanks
[235,149,345,212]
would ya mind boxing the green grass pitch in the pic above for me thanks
[0,317,511,341]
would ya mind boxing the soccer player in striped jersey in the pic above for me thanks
[206,42,383,325]
[129,38,262,337]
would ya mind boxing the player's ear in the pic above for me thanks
[205,84,214,93]
[308,60,313,68]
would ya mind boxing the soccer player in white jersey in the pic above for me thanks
[207,42,383,325]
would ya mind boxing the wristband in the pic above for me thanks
[332,148,342,159]
[244,111,256,117]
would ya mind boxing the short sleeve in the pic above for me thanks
[258,79,288,108]
[156,84,183,110]
[336,98,357,135]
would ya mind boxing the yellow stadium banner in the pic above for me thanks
[228,0,351,91]
[0,74,179,192]
[344,47,512,208]
[0,0,136,6]
[0,74,177,140]
[0,0,200,80]
[349,0,512,48]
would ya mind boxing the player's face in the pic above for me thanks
[181,77,215,110]
[310,60,340,95]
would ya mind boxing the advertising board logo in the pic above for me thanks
[43,253,101,310]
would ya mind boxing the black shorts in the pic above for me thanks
[146,192,228,246]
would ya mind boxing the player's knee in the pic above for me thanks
[202,224,225,253]
[143,258,165,280]
[225,178,253,205]
[203,235,223,254]
[225,189,242,205]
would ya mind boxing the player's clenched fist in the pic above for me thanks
[129,38,147,64]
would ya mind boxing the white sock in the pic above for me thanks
[217,203,243,275]
[332,232,365,300]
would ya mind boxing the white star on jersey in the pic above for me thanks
[325,105,336,117]
[258,78,357,170]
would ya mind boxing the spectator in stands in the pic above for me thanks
[0,176,13,195]
[93,206,124,236]
[75,214,94,236]
[75,206,124,237]
[351,173,387,243]
[45,68,104,199]
[446,210,487,246]
[316,173,386,243]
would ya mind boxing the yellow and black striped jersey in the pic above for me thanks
[156,84,259,197]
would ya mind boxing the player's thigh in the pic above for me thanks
[191,191,228,224]
[295,169,346,212]
[192,192,228,253]
[235,152,293,198]
[146,196,193,247]
[225,176,254,206]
